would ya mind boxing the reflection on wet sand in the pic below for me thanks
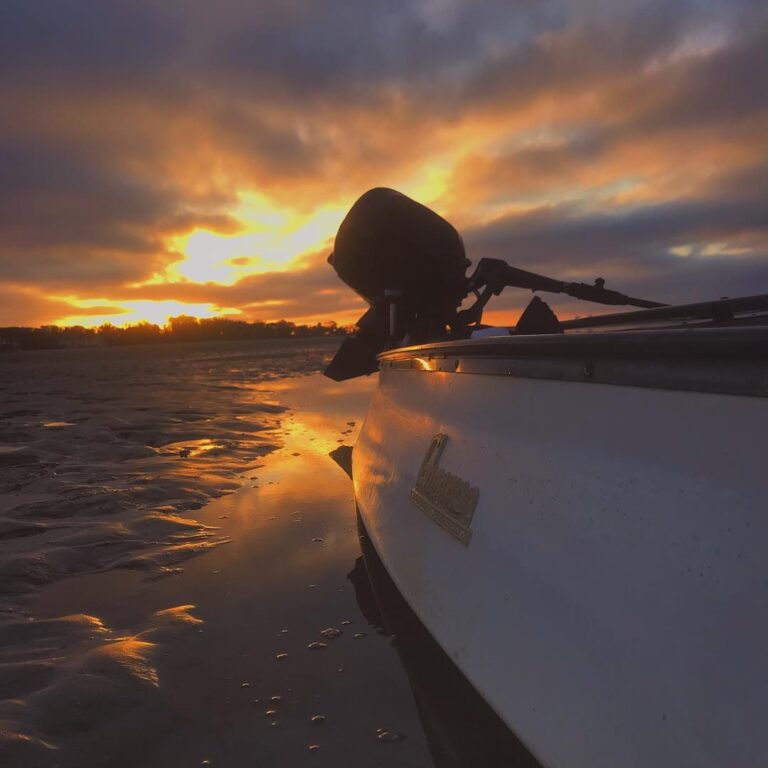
[2,360,442,767]
[0,340,336,614]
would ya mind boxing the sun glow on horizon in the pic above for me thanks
[54,298,242,328]
[51,168,465,328]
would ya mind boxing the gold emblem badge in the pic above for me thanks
[410,434,479,545]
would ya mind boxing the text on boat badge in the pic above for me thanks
[410,433,479,545]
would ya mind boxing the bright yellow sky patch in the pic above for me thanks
[56,298,241,328]
[161,192,348,286]
[49,167,459,327]
[398,160,452,210]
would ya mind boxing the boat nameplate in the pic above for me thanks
[410,434,479,545]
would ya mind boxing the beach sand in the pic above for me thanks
[0,339,434,767]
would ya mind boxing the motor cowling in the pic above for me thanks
[330,188,469,335]
[324,188,470,381]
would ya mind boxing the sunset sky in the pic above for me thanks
[1,0,766,328]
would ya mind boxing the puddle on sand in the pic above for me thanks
[28,373,438,768]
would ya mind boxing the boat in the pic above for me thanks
[324,188,768,768]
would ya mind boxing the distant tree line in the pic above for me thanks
[0,316,348,351]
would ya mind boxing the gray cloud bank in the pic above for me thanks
[0,0,766,325]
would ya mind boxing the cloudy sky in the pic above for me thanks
[2,0,766,328]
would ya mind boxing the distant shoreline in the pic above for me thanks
[0,317,349,352]
[0,335,342,356]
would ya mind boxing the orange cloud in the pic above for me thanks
[1,0,766,328]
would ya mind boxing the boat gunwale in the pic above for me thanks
[379,326,768,362]
[377,326,768,398]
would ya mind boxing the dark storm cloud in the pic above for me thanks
[0,138,239,287]
[447,8,768,205]
[0,0,545,95]
[0,1,180,81]
[464,161,768,308]
[0,0,766,324]
[466,171,768,270]
[208,0,554,99]
[628,22,768,132]
[0,141,174,250]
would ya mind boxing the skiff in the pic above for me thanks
[326,188,768,768]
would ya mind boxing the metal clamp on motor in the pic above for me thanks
[384,289,403,349]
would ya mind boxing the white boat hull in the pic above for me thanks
[354,354,768,768]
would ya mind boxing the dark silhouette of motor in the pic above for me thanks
[324,187,663,381]
[325,188,469,380]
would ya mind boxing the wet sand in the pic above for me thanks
[0,340,435,767]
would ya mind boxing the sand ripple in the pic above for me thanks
[0,339,335,609]
[0,605,203,766]
[0,339,338,765]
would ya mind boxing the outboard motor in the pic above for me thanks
[324,188,664,381]
[325,188,469,381]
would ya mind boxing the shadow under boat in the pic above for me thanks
[348,512,542,768]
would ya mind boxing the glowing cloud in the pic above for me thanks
[160,193,348,286]
[0,0,765,328]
